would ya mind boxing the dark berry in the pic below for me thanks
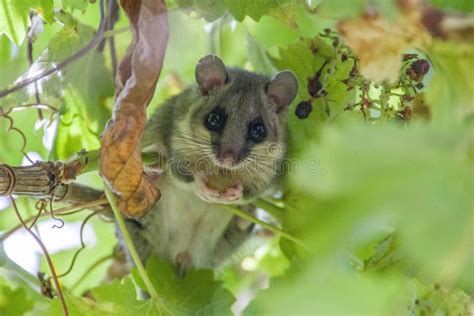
[415,82,424,89]
[400,106,413,121]
[402,95,414,102]
[411,59,430,76]
[295,101,313,119]
[307,74,323,98]
[332,37,340,47]
[341,53,348,62]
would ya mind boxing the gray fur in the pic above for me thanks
[121,56,297,274]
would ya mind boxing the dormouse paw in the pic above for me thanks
[195,174,243,204]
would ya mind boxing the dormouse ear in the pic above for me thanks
[195,55,228,95]
[266,71,298,113]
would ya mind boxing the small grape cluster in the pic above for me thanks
[295,29,431,123]
[295,28,354,120]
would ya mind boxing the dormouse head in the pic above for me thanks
[174,55,298,194]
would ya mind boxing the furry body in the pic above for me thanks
[119,56,297,273]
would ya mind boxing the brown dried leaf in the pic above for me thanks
[99,0,168,218]
[338,15,427,83]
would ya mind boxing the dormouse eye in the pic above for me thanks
[205,108,226,132]
[249,121,267,143]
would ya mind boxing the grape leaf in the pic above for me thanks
[425,40,474,126]
[0,110,48,164]
[428,0,474,13]
[289,122,473,283]
[44,277,156,315]
[362,232,404,273]
[29,19,115,159]
[133,257,235,315]
[316,0,400,19]
[0,0,54,45]
[246,33,276,75]
[0,280,35,316]
[175,0,291,22]
[174,0,226,21]
[269,36,355,156]
[408,280,471,315]
[223,0,287,22]
[246,260,407,315]
[249,121,472,314]
[61,0,89,12]
[90,277,155,315]
[0,35,28,89]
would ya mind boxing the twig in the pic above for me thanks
[53,210,101,280]
[0,198,109,242]
[28,200,47,229]
[0,0,106,99]
[9,196,68,316]
[104,185,163,313]
[221,204,307,249]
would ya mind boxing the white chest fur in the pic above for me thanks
[138,174,234,268]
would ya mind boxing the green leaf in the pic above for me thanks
[317,0,400,20]
[0,279,35,316]
[61,0,88,12]
[32,0,55,23]
[246,33,276,75]
[0,0,54,45]
[0,35,28,89]
[133,257,235,315]
[246,261,408,315]
[34,19,114,159]
[425,40,474,126]
[223,0,286,22]
[175,0,291,22]
[269,36,355,157]
[174,0,226,22]
[288,122,473,284]
[39,218,115,296]
[90,278,154,315]
[362,232,404,273]
[428,0,474,12]
[0,109,48,164]
[45,278,155,315]
[408,280,471,315]
[45,293,98,316]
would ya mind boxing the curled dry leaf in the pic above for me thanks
[338,14,428,83]
[100,0,169,218]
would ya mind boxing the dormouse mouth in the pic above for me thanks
[213,156,241,170]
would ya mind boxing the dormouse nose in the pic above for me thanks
[217,148,238,168]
